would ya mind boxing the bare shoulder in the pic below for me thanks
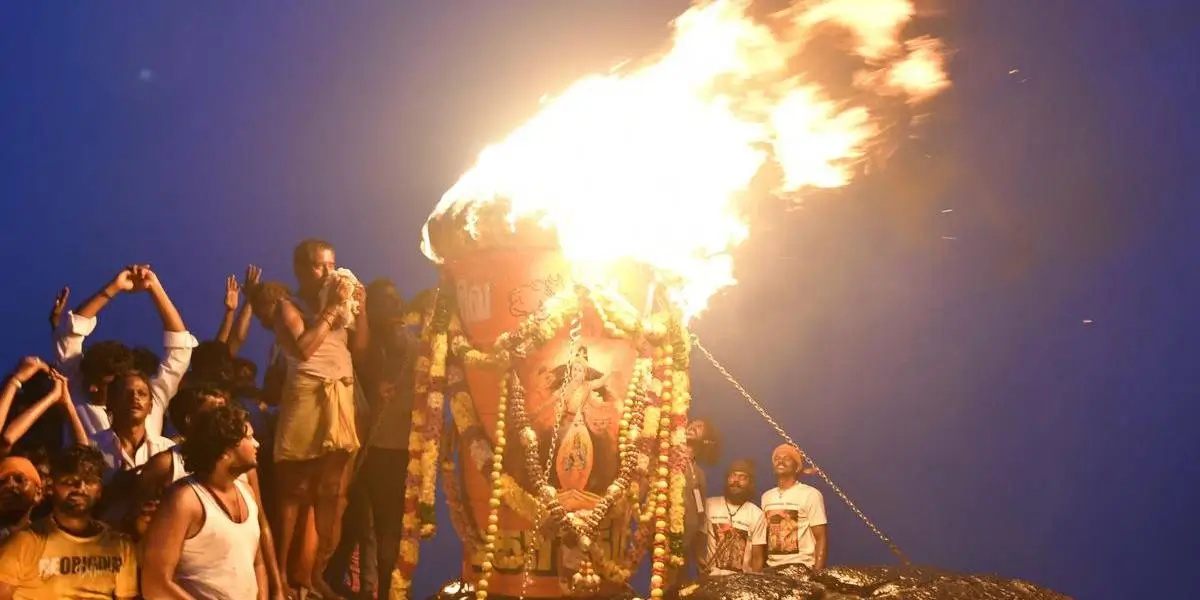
[276,296,302,319]
[145,449,174,472]
[160,479,201,514]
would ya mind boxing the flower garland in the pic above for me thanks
[447,283,669,370]
[442,426,481,548]
[319,267,363,328]
[393,287,451,598]
[645,305,691,598]
[448,290,580,370]
[446,384,541,526]
[442,353,483,548]
[420,290,451,536]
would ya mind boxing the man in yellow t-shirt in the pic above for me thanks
[0,444,137,600]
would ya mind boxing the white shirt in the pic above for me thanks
[761,483,827,569]
[89,429,177,485]
[55,311,198,438]
[704,497,766,576]
[176,477,261,600]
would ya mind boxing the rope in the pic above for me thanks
[690,334,912,566]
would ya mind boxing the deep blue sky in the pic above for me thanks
[2,2,1196,599]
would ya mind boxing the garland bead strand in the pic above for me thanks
[476,374,510,600]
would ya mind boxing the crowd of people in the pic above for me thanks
[678,422,829,585]
[0,237,829,600]
[0,239,410,600]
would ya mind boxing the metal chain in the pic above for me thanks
[547,311,583,477]
[691,334,912,566]
[521,301,584,599]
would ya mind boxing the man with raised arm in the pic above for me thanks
[54,265,197,437]
[761,444,828,573]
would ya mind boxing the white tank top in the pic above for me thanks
[175,477,261,600]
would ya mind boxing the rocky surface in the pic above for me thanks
[682,565,1071,600]
[425,565,1071,600]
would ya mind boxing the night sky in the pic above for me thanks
[1,2,1195,599]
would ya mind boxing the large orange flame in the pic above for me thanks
[423,0,949,320]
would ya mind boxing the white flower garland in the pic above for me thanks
[320,267,362,328]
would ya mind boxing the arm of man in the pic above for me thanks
[217,274,240,343]
[806,489,829,571]
[0,358,51,451]
[274,300,337,362]
[141,484,202,600]
[142,269,198,438]
[228,303,254,356]
[135,450,176,503]
[0,381,62,454]
[749,510,768,573]
[55,270,131,380]
[245,470,284,598]
[255,544,268,600]
[59,383,91,447]
[810,524,828,571]
[228,265,261,356]
[48,286,69,333]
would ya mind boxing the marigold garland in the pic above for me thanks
[393,287,451,598]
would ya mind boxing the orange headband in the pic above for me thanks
[0,456,41,488]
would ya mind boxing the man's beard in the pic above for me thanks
[0,506,30,526]
[58,495,94,518]
[724,485,753,505]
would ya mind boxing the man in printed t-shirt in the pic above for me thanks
[701,459,766,577]
[0,444,138,600]
[760,444,828,571]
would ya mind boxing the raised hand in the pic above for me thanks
[244,264,262,288]
[112,268,138,293]
[332,278,354,304]
[13,356,48,382]
[225,275,240,311]
[51,370,73,405]
[131,265,160,292]
[49,369,67,395]
[49,286,70,330]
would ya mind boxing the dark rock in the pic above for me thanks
[682,565,1070,600]
[425,566,1071,600]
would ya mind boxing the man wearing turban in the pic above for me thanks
[761,444,828,572]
